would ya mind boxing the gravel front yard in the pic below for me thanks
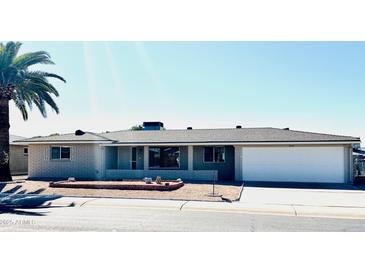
[3,177,242,202]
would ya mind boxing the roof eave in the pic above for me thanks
[101,140,360,146]
[14,140,113,145]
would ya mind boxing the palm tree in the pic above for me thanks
[0,42,65,181]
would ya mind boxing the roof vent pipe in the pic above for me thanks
[187,127,193,130]
[283,127,290,130]
[236,125,242,129]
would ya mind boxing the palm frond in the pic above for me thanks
[17,102,28,120]
[0,42,22,69]
[16,84,60,118]
[23,74,60,96]
[0,41,65,120]
[33,89,59,114]
[30,71,66,83]
[12,51,54,69]
[0,43,5,54]
[5,42,22,64]
[32,96,47,117]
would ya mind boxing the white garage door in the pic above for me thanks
[241,146,346,183]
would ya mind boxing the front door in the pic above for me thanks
[131,147,137,170]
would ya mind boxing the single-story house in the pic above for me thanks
[14,122,361,184]
[10,135,28,175]
[354,147,365,176]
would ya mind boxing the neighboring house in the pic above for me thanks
[10,135,28,175]
[14,122,361,184]
[353,147,365,176]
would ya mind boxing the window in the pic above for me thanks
[204,146,225,163]
[214,147,225,162]
[149,147,180,168]
[23,147,28,155]
[51,147,71,160]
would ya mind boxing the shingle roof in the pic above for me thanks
[16,132,112,143]
[15,127,361,144]
[10,135,26,144]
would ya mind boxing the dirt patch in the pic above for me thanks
[1,179,242,202]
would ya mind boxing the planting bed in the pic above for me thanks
[354,176,365,185]
[49,180,184,191]
[6,177,242,202]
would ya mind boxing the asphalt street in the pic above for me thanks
[1,203,365,231]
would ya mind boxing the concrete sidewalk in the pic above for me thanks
[49,187,365,219]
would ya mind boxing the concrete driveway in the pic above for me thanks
[240,183,365,208]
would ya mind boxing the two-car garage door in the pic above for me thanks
[241,146,348,183]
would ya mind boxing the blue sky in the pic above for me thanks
[9,42,365,141]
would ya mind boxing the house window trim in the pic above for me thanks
[50,146,71,161]
[203,146,226,163]
[148,146,181,170]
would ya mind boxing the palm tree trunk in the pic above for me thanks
[0,98,12,182]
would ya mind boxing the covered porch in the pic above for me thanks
[103,145,235,181]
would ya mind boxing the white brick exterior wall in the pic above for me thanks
[10,145,28,175]
[28,144,103,179]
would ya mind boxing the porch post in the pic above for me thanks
[98,146,106,180]
[143,146,149,170]
[188,145,194,171]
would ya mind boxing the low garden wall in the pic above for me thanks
[105,169,218,181]
[49,181,184,191]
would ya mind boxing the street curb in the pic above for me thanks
[49,197,365,219]
[184,203,365,219]
[293,205,365,219]
[49,197,95,207]
[50,197,186,210]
